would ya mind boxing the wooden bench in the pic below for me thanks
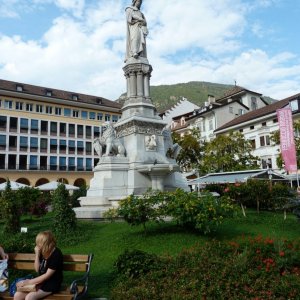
[1,253,93,300]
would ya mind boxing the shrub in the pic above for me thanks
[115,249,161,279]
[52,184,77,236]
[111,237,300,299]
[0,180,21,234]
[70,185,87,208]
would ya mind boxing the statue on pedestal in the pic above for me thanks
[125,0,148,62]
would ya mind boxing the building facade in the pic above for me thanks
[0,79,121,187]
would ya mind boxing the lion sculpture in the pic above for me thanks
[162,127,181,159]
[94,123,126,158]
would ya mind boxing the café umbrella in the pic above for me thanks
[0,181,29,191]
[36,181,79,191]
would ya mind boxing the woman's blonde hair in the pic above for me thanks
[36,231,56,258]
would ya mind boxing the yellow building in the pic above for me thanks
[0,79,121,187]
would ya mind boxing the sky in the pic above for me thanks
[0,0,299,101]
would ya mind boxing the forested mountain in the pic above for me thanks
[117,81,276,112]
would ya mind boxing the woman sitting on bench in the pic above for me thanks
[14,231,63,300]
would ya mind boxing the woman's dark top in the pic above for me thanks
[38,248,63,293]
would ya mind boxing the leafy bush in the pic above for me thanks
[52,184,77,236]
[1,233,34,253]
[117,189,237,234]
[117,191,165,230]
[111,237,300,299]
[70,185,87,208]
[115,249,161,279]
[0,181,20,234]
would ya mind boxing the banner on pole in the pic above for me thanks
[276,108,298,173]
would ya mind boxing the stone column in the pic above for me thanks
[129,71,137,97]
[137,71,144,96]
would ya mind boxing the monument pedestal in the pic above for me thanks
[74,37,189,219]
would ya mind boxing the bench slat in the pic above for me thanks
[8,254,89,263]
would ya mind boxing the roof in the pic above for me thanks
[188,169,287,185]
[216,85,262,102]
[0,79,122,110]
[214,95,297,133]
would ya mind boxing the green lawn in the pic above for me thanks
[2,210,300,298]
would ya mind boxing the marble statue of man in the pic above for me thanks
[125,0,148,62]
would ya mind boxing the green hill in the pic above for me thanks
[118,81,276,112]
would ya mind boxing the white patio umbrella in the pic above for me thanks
[0,181,29,191]
[36,181,79,191]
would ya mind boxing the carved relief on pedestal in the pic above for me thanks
[145,135,157,151]
[116,120,165,138]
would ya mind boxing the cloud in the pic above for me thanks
[0,0,299,102]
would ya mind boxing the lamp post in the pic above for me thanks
[267,168,272,191]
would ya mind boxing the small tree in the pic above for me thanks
[0,180,20,234]
[52,184,77,235]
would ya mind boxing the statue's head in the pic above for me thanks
[132,0,142,9]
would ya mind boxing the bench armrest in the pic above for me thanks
[69,254,93,300]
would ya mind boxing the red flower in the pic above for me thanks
[279,251,285,257]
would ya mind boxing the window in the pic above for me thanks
[50,139,57,152]
[250,125,254,130]
[41,121,48,133]
[46,90,52,97]
[40,138,47,152]
[250,139,256,149]
[94,126,100,138]
[50,156,57,170]
[0,135,6,146]
[97,113,103,121]
[72,94,78,101]
[16,85,23,92]
[68,157,75,171]
[89,112,96,120]
[16,102,23,110]
[238,109,244,115]
[273,118,278,123]
[29,155,38,170]
[9,136,17,148]
[26,103,33,112]
[59,140,67,151]
[239,129,243,133]
[4,100,13,109]
[81,111,88,119]
[105,114,111,122]
[77,141,84,150]
[19,155,27,170]
[86,158,92,171]
[77,158,84,171]
[46,106,52,114]
[64,108,71,117]
[31,119,39,132]
[262,158,272,169]
[59,157,67,170]
[261,122,267,127]
[290,100,299,112]
[0,154,5,169]
[60,123,67,136]
[20,118,28,130]
[251,97,257,110]
[20,136,28,149]
[9,117,18,131]
[69,140,75,153]
[77,125,83,137]
[73,110,79,118]
[30,137,38,150]
[86,142,92,154]
[50,122,57,135]
[86,126,92,138]
[260,135,270,147]
[112,115,119,123]
[69,124,75,136]
[55,107,62,115]
[8,154,16,170]
[229,106,233,114]
[36,104,43,113]
[40,156,47,170]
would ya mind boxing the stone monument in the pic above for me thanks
[74,0,188,219]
